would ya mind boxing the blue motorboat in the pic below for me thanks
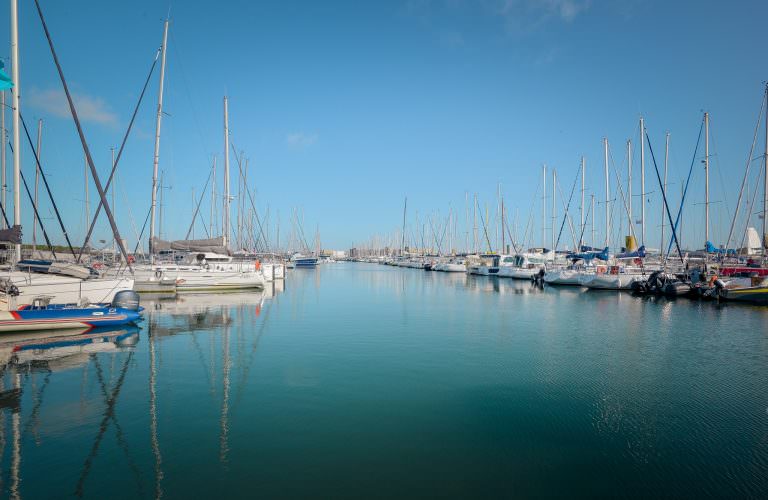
[0,290,143,333]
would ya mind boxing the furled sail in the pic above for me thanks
[151,236,228,255]
[0,225,22,244]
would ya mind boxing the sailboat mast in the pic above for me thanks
[473,193,478,253]
[464,191,469,253]
[1,91,6,229]
[604,138,610,248]
[149,19,169,259]
[400,196,407,254]
[223,96,230,248]
[627,139,632,232]
[640,116,646,245]
[763,86,768,258]
[591,194,595,247]
[542,164,546,248]
[580,156,585,250]
[210,156,216,237]
[552,169,556,251]
[661,132,669,259]
[111,147,116,256]
[501,198,505,254]
[704,111,710,244]
[10,0,21,260]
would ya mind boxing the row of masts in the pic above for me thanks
[365,103,768,259]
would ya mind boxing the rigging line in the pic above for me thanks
[554,167,580,251]
[645,129,685,264]
[503,209,520,254]
[91,356,145,495]
[665,117,704,261]
[738,167,763,252]
[521,177,542,250]
[607,145,637,239]
[475,198,493,253]
[18,112,76,258]
[78,48,161,262]
[168,29,211,158]
[183,164,214,240]
[33,0,132,272]
[74,350,134,497]
[229,142,271,252]
[7,141,56,258]
[0,142,9,226]
[576,193,594,249]
[119,177,145,257]
[132,206,152,256]
[726,88,766,250]
[709,124,731,243]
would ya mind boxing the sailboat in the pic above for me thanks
[131,25,264,292]
[1,1,133,305]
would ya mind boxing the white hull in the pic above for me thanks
[133,265,264,292]
[497,267,538,279]
[543,269,588,286]
[9,273,134,305]
[469,266,500,276]
[581,273,642,290]
[439,263,466,273]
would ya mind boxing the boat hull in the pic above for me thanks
[10,274,135,305]
[0,307,142,333]
[720,286,768,304]
[497,267,538,280]
[543,270,587,286]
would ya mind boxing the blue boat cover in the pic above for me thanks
[617,245,646,259]
[569,247,609,262]
[705,241,737,255]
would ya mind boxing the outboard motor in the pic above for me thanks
[111,290,140,311]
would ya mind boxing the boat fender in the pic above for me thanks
[255,260,261,271]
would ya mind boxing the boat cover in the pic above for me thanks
[0,225,22,244]
[569,247,609,262]
[151,236,228,255]
[617,245,646,259]
[705,241,737,255]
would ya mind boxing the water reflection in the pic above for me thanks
[0,266,765,497]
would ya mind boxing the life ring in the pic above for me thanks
[93,262,104,270]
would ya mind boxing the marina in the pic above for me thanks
[0,264,766,497]
[0,0,766,497]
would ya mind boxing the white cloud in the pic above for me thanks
[285,132,318,149]
[495,0,591,31]
[26,87,118,125]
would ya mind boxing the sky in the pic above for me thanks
[2,0,767,253]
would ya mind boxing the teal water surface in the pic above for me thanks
[0,263,767,498]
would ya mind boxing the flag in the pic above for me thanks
[0,61,13,91]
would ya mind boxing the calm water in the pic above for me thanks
[1,263,767,498]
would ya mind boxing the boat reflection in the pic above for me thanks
[0,326,140,373]
[0,326,140,498]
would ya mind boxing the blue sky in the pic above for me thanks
[4,0,767,252]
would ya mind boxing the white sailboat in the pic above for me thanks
[2,0,133,305]
[132,28,264,292]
